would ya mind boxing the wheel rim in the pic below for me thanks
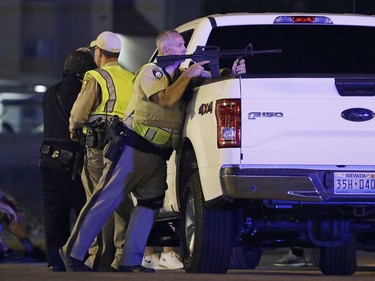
[185,190,196,257]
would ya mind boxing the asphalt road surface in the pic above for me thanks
[1,248,375,281]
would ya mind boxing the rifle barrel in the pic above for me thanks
[220,48,282,58]
[251,49,282,55]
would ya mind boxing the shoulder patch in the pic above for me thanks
[82,77,90,89]
[152,68,164,80]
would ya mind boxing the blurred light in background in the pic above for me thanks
[117,34,156,73]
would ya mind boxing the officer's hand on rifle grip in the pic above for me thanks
[232,58,246,75]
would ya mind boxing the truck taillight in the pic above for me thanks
[215,99,241,148]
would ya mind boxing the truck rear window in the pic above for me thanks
[206,25,375,76]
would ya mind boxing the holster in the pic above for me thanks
[104,117,173,161]
[75,128,86,146]
[105,136,127,162]
[85,118,108,149]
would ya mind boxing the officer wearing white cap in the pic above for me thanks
[90,31,122,53]
[62,31,135,271]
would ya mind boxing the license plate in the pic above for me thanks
[334,172,375,194]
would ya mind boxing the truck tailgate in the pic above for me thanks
[240,78,375,166]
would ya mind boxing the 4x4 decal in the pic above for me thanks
[199,101,213,115]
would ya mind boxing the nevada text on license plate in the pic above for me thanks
[334,172,375,194]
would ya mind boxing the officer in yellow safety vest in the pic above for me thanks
[67,31,134,272]
[60,29,246,273]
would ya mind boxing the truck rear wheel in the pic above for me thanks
[319,235,357,275]
[230,246,262,269]
[180,170,235,273]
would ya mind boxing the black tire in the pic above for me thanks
[319,235,357,275]
[310,248,320,267]
[230,246,262,269]
[180,170,235,273]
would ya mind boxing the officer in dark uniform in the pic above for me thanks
[39,49,96,271]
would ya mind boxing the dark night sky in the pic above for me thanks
[203,0,375,15]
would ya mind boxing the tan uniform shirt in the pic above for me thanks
[124,64,168,118]
[69,61,120,133]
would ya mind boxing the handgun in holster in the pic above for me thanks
[75,128,86,146]
[96,123,108,149]
[105,115,125,143]
[104,116,127,162]
[85,118,108,149]
[105,135,127,162]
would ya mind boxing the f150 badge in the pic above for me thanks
[248,112,283,119]
[341,108,374,122]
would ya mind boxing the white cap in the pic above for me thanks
[90,31,121,53]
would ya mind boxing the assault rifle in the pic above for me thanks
[156,43,282,78]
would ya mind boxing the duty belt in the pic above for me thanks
[123,127,173,160]
[106,119,173,161]
[132,121,180,148]
[40,144,75,161]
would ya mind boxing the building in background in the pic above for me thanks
[0,0,205,237]
[1,0,372,83]
[0,0,205,84]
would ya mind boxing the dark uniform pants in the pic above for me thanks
[39,148,86,267]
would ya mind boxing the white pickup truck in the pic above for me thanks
[156,13,375,276]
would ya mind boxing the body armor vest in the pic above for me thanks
[131,63,185,147]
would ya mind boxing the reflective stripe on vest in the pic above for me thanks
[132,121,180,148]
[88,66,133,121]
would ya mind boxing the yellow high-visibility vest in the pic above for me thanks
[88,65,134,122]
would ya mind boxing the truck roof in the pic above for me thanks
[177,13,375,31]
